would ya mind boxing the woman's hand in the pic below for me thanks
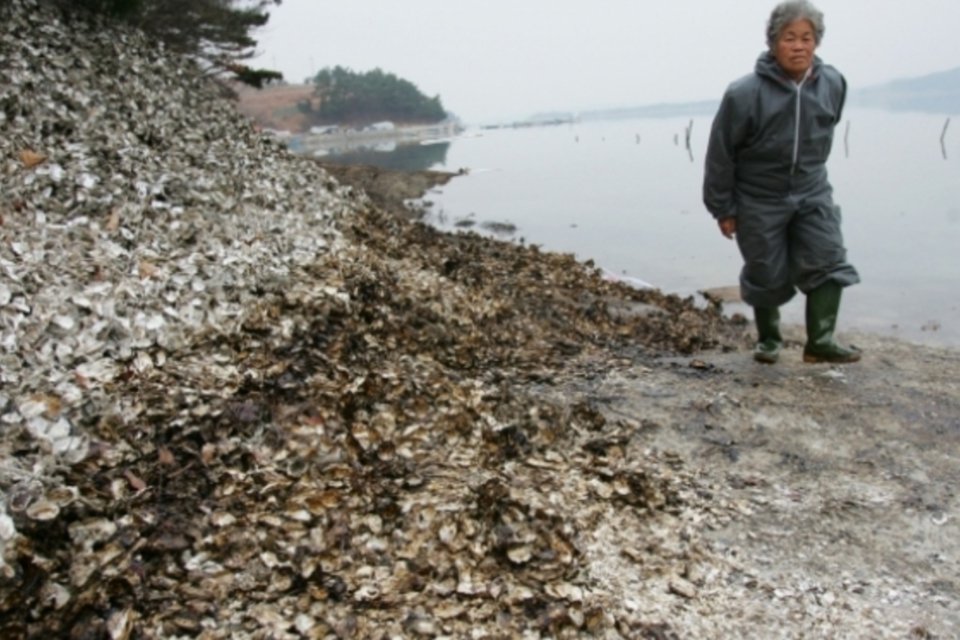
[718,217,737,239]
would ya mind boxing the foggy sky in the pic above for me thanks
[254,0,960,124]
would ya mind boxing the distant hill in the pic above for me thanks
[561,67,960,124]
[851,66,960,114]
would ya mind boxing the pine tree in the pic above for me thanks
[41,0,283,88]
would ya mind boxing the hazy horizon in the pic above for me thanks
[255,1,960,124]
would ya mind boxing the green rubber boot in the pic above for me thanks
[803,281,861,364]
[753,306,783,364]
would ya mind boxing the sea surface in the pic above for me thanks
[324,110,959,347]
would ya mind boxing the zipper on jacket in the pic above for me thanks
[791,67,812,175]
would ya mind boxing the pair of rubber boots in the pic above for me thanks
[753,281,861,364]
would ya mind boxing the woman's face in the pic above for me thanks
[774,19,817,80]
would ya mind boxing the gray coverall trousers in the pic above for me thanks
[734,186,859,309]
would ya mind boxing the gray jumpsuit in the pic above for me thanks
[703,53,859,309]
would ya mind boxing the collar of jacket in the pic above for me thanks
[754,52,824,88]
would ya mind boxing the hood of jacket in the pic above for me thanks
[754,51,824,88]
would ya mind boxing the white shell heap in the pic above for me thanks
[0,0,355,582]
[0,0,742,637]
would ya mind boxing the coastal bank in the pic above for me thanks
[1,1,959,638]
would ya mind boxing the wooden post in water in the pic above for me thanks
[684,119,694,163]
[843,120,851,158]
[941,117,950,160]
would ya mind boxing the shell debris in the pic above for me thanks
[0,0,744,637]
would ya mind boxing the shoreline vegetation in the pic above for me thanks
[2,1,959,637]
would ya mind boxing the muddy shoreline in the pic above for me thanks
[316,161,460,220]
[330,163,960,638]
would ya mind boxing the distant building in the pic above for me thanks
[262,128,293,139]
[309,125,338,135]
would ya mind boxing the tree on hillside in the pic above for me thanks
[303,66,447,126]
[40,0,283,88]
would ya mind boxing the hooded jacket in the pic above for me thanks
[703,53,847,220]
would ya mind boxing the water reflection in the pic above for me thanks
[318,140,450,171]
[684,119,694,163]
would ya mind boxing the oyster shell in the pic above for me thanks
[0,0,742,637]
[25,500,60,521]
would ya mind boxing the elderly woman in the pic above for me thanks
[703,0,860,364]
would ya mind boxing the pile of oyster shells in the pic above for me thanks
[0,0,738,636]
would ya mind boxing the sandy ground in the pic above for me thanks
[548,328,960,638]
[233,83,314,132]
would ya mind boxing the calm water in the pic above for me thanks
[335,110,960,347]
